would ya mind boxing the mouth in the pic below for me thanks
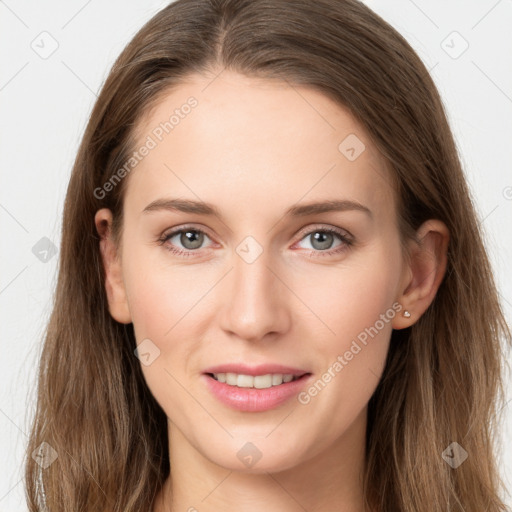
[202,370,313,412]
[206,372,310,389]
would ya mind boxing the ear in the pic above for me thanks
[392,219,449,329]
[95,208,132,324]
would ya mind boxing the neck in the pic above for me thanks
[154,408,368,512]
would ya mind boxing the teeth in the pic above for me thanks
[213,373,297,388]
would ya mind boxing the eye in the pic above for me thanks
[294,226,353,257]
[158,226,213,257]
[158,225,353,258]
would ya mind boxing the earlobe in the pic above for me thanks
[95,208,132,324]
[392,219,449,329]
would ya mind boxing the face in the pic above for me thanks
[98,70,412,473]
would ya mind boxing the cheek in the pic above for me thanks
[297,244,401,399]
[125,233,402,353]
[123,254,207,415]
[123,242,209,340]
[124,270,172,342]
[302,247,401,344]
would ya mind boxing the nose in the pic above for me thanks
[218,246,291,343]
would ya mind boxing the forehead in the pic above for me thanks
[125,70,395,220]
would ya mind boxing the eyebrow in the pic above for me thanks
[142,198,372,219]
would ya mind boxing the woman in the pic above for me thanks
[24,0,511,511]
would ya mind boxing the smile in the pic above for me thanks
[203,372,312,412]
[210,372,301,388]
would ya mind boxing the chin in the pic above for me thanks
[199,436,307,474]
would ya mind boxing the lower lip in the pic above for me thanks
[202,373,312,412]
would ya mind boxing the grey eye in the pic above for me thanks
[309,231,335,250]
[173,230,205,250]
[298,230,343,251]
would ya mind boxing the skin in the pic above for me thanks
[95,69,449,512]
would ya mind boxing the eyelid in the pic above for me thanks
[160,223,216,240]
[295,223,353,241]
[160,223,352,244]
[158,222,354,256]
[159,224,218,248]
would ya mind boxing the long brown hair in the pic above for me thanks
[24,0,511,510]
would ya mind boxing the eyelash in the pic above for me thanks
[157,224,353,259]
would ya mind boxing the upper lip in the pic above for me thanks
[203,363,310,377]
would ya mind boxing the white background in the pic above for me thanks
[1,0,511,509]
